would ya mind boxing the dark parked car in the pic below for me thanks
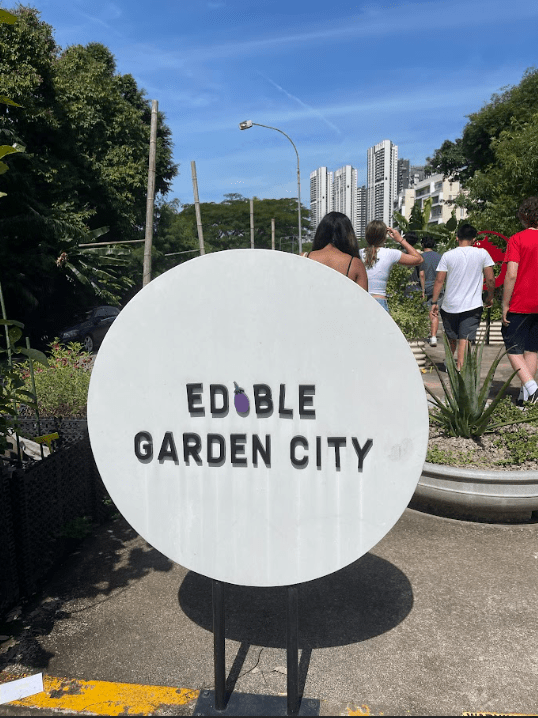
[58,306,120,352]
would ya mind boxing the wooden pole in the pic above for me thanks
[26,337,44,460]
[143,100,158,287]
[250,198,254,249]
[79,239,145,248]
[0,280,12,367]
[191,161,205,255]
[271,218,275,250]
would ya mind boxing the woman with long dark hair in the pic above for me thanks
[305,211,368,290]
[359,220,423,312]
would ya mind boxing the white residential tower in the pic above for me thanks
[367,140,398,226]
[309,167,333,233]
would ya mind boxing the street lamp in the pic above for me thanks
[239,120,302,254]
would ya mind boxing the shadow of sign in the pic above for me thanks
[178,552,413,649]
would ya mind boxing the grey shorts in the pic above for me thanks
[440,306,482,341]
[502,313,538,354]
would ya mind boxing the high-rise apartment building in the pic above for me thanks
[309,165,362,238]
[397,158,410,194]
[309,167,333,233]
[356,185,367,238]
[367,140,398,226]
[332,165,358,232]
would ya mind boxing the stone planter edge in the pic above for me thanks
[411,461,538,521]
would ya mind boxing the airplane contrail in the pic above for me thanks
[259,73,342,135]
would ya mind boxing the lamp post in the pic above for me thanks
[239,120,302,254]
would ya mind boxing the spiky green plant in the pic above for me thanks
[426,333,536,437]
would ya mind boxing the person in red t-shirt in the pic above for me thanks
[502,197,538,404]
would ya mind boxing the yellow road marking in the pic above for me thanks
[4,674,199,715]
[347,705,371,716]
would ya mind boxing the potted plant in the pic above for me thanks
[414,335,538,522]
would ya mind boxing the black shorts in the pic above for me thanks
[502,313,538,354]
[440,306,482,341]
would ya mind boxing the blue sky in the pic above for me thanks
[11,0,538,206]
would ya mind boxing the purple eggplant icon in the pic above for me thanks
[233,382,250,413]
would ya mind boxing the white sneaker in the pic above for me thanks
[429,336,437,347]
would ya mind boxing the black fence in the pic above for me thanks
[17,417,90,449]
[0,420,110,616]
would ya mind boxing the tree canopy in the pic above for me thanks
[0,6,177,342]
[175,194,310,255]
[118,194,310,306]
[393,197,458,249]
[426,67,538,237]
[426,67,538,184]
[463,112,538,237]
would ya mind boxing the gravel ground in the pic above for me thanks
[428,420,538,470]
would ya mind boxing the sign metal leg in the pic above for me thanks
[212,579,226,711]
[286,585,299,716]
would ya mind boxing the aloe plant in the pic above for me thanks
[426,334,536,438]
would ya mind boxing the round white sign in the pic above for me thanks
[88,250,428,587]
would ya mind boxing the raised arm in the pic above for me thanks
[387,228,423,266]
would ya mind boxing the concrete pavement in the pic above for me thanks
[1,336,536,717]
[1,505,537,716]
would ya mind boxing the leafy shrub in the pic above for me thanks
[18,340,92,417]
[487,397,538,466]
[387,264,430,341]
[1,318,48,452]
[426,335,536,438]
[59,516,93,540]
[481,291,503,322]
[492,429,538,466]
[426,446,480,465]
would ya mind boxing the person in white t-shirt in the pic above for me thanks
[359,220,423,312]
[430,224,495,369]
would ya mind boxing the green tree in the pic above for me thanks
[122,198,199,300]
[175,194,310,255]
[393,198,458,250]
[0,6,23,192]
[53,42,176,238]
[0,6,177,341]
[426,67,538,184]
[425,67,538,239]
[464,113,538,237]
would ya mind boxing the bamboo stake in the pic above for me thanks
[0,280,12,367]
[25,337,43,460]
[271,218,275,250]
[79,240,145,248]
[0,280,22,465]
[143,100,159,286]
[250,199,254,249]
[191,161,205,255]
